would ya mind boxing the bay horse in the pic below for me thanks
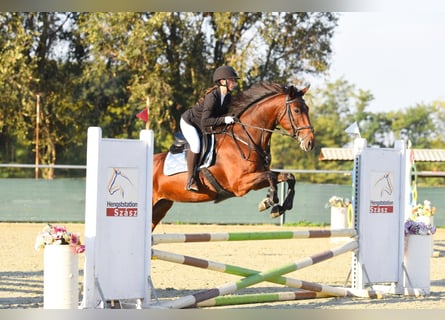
[152,82,315,230]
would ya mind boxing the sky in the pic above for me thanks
[323,12,445,113]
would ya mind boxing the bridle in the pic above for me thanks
[282,96,314,139]
[219,93,314,165]
[232,94,313,139]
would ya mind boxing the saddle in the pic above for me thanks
[164,132,215,176]
[169,132,189,154]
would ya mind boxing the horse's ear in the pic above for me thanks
[286,85,296,96]
[299,84,310,95]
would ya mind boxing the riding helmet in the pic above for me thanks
[213,66,239,83]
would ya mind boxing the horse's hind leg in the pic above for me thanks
[152,199,174,231]
[270,172,296,218]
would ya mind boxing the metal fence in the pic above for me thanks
[0,177,443,226]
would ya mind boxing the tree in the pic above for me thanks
[253,13,337,83]
[0,13,37,176]
[271,78,374,184]
[74,12,339,154]
[23,13,85,178]
[431,100,445,147]
[390,104,436,148]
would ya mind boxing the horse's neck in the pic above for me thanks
[240,94,285,133]
[236,95,282,145]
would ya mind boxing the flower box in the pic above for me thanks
[327,196,352,230]
[35,224,84,309]
[403,234,431,295]
[43,245,79,308]
[330,207,348,230]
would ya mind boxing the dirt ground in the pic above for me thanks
[1,222,444,309]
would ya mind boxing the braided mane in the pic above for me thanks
[230,82,290,117]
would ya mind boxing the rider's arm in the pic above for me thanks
[200,90,228,129]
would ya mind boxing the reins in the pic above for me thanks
[206,91,314,166]
[228,94,313,165]
[228,120,270,165]
[234,96,313,138]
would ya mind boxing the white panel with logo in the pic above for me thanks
[82,127,153,308]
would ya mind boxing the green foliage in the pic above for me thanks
[277,77,445,186]
[0,12,444,186]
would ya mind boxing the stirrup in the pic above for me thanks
[186,177,199,192]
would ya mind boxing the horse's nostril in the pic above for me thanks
[306,140,314,151]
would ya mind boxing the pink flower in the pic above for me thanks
[52,225,67,234]
[70,233,79,245]
[35,224,85,254]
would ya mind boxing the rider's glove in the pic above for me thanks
[224,116,235,124]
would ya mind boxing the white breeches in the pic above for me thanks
[180,118,201,154]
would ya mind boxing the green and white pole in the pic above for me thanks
[157,240,358,309]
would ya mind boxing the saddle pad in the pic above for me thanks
[163,135,215,176]
[163,152,187,176]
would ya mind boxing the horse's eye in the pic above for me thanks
[293,108,301,114]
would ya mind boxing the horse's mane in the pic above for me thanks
[230,82,289,117]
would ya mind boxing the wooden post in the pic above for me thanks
[35,94,40,180]
[145,97,150,130]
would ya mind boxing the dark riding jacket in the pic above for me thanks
[182,88,232,132]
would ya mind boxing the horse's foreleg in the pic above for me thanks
[258,171,279,212]
[279,172,296,211]
[270,172,296,218]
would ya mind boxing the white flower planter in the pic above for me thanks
[413,216,435,256]
[43,245,79,309]
[330,207,349,230]
[330,207,350,243]
[403,234,431,294]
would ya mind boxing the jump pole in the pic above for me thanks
[196,291,330,307]
[152,228,356,244]
[157,240,358,309]
[152,248,381,299]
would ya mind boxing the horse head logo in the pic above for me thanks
[374,172,393,200]
[107,168,134,198]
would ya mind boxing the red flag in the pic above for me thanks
[136,108,149,122]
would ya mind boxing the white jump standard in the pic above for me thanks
[81,127,154,308]
[351,138,425,295]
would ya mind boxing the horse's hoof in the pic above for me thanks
[270,205,284,218]
[258,198,273,212]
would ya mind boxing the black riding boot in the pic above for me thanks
[186,151,200,192]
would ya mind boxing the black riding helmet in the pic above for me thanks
[213,66,239,83]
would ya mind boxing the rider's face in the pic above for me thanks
[225,78,238,91]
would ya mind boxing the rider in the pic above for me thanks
[180,65,239,192]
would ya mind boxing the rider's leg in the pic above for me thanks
[180,118,201,192]
[186,151,200,191]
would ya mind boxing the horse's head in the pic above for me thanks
[230,82,315,152]
[278,85,314,151]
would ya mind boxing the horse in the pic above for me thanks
[151,82,315,230]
